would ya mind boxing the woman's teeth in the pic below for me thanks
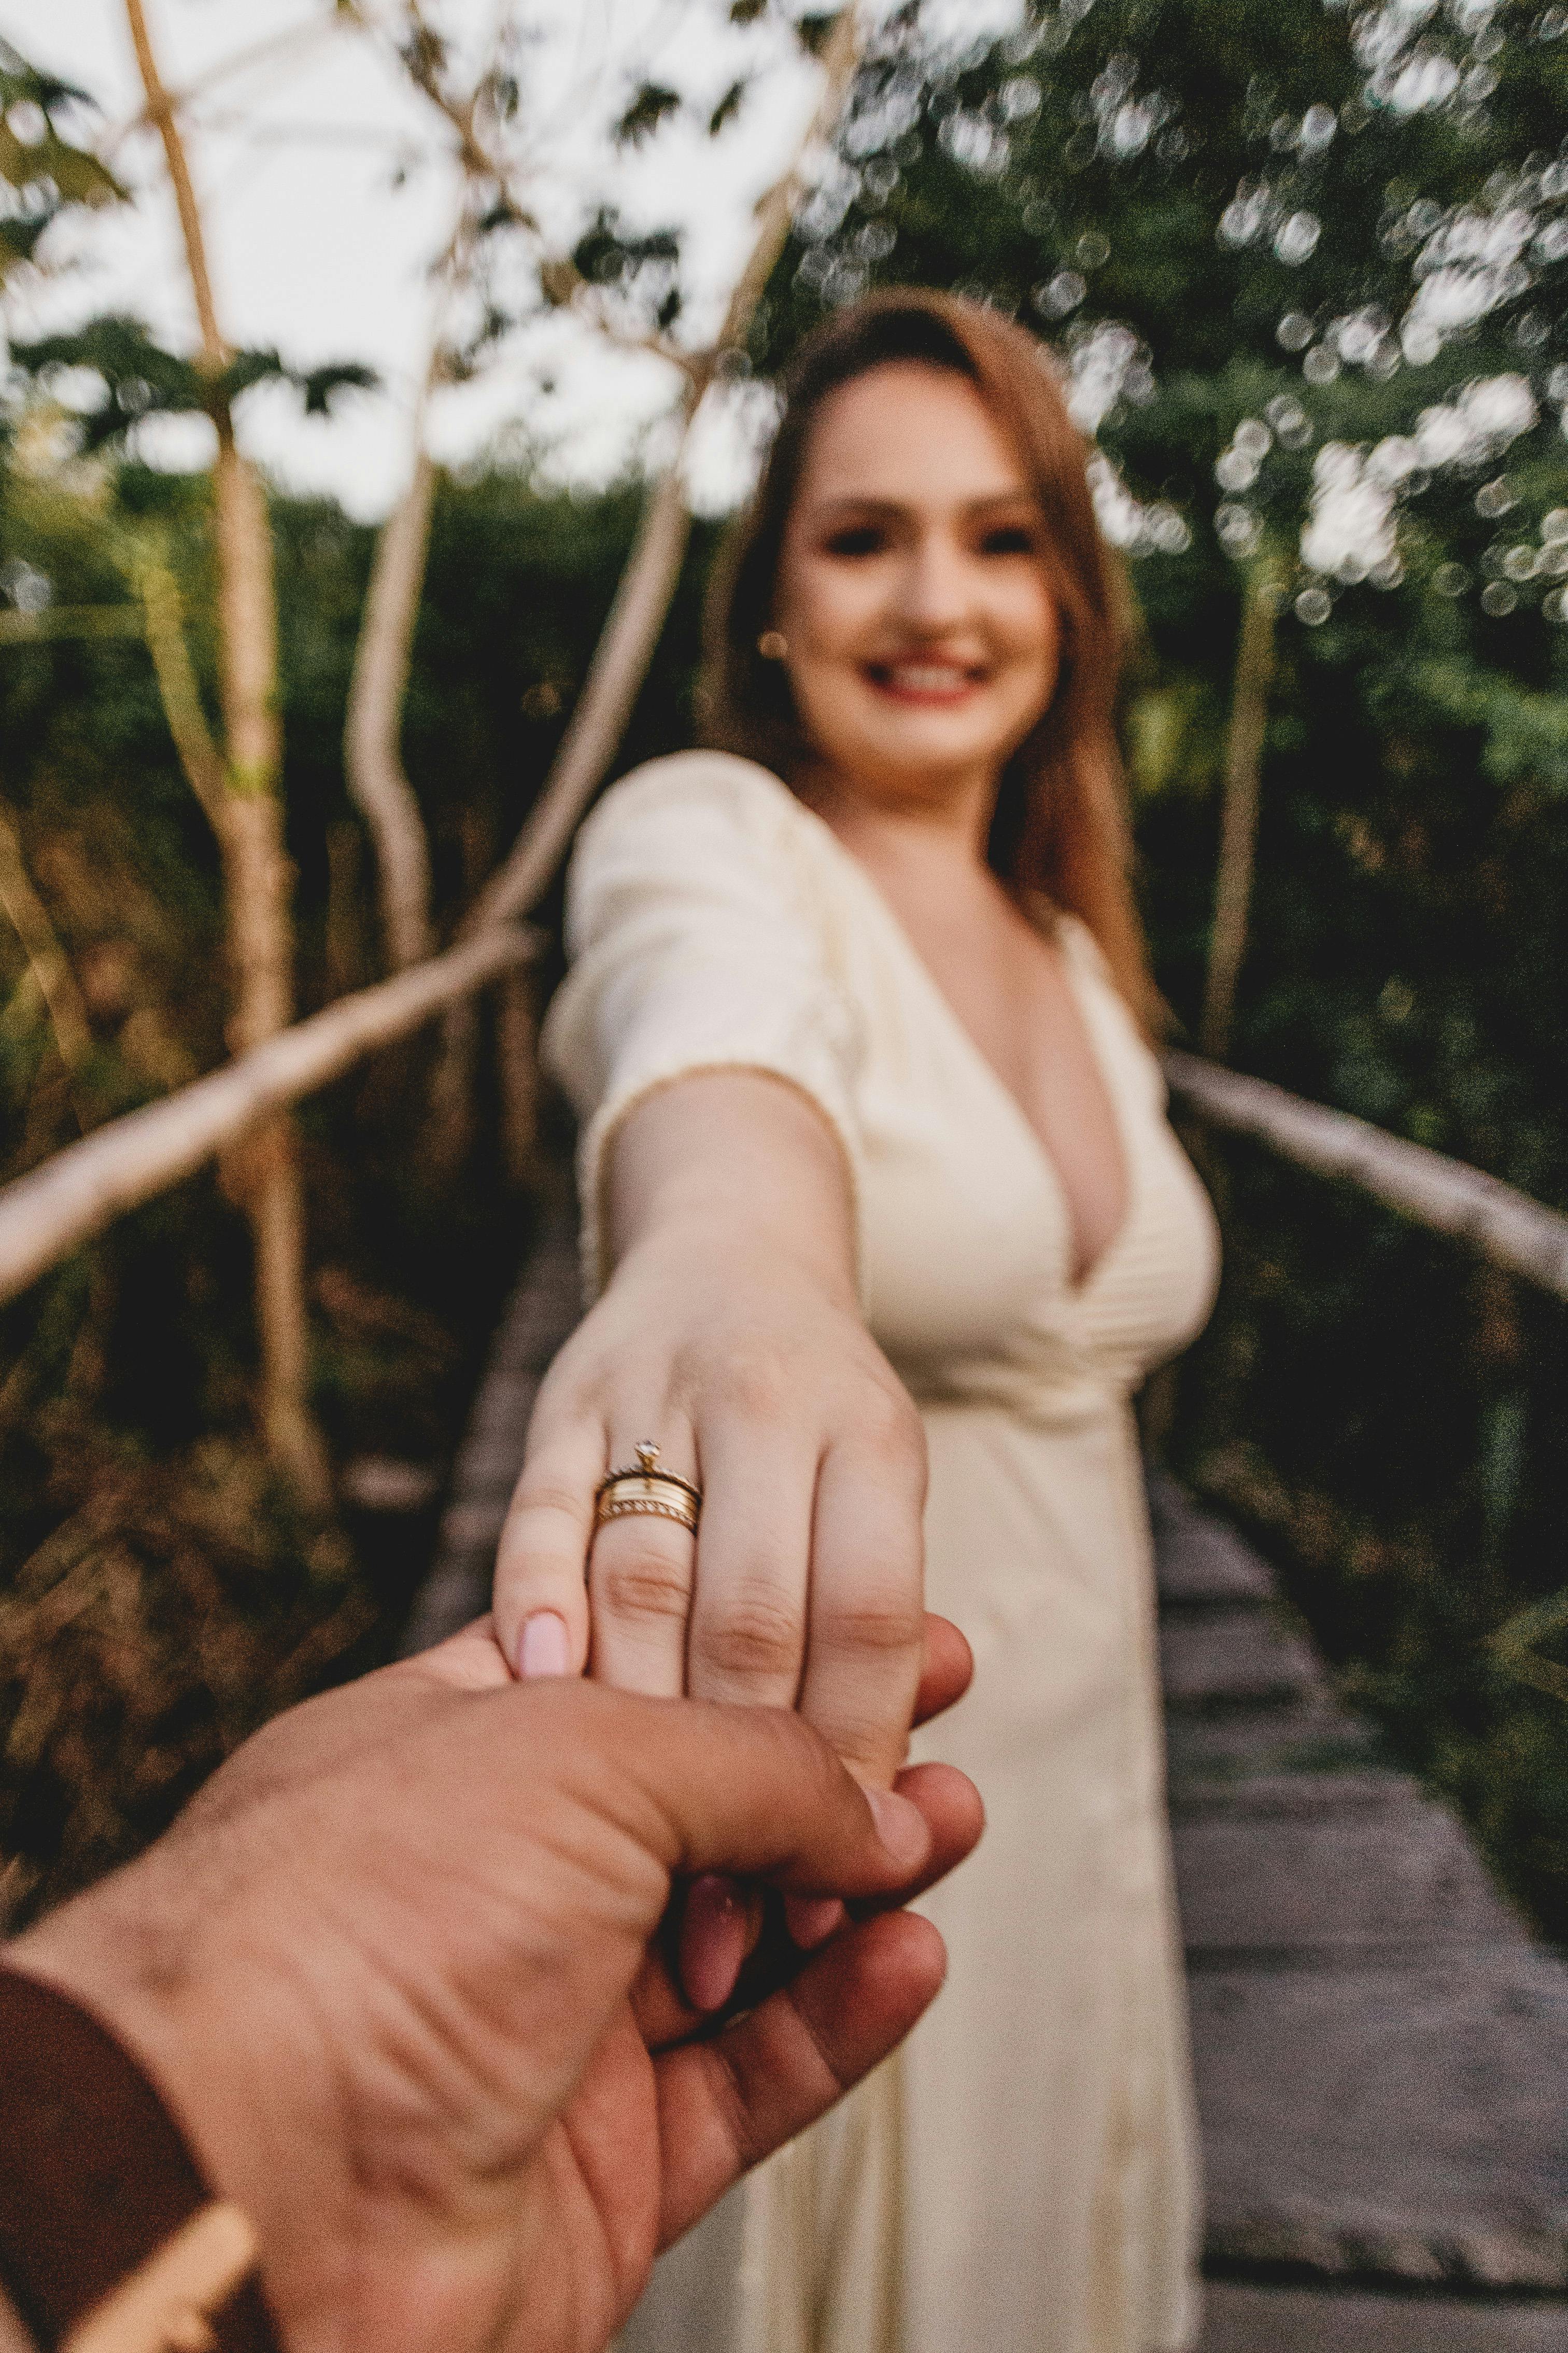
[878,663,977,692]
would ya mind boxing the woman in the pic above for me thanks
[494,289,1220,2352]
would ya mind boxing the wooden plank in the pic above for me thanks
[1174,1777,1528,1959]
[1161,1494,1568,2304]
[1161,1609,1326,1711]
[398,1206,582,1655]
[1192,1953,1568,2288]
[1149,1469,1274,1605]
[1167,1696,1391,1802]
[1198,2281,1567,2350]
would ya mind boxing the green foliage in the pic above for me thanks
[613,80,683,146]
[8,319,377,452]
[0,37,124,288]
[709,76,750,136]
[794,12,843,58]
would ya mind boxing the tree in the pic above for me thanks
[5,13,370,1508]
[767,0,1568,1054]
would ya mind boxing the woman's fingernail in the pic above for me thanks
[784,1895,845,1951]
[865,1786,930,1873]
[517,1610,570,1680]
[679,1874,748,2013]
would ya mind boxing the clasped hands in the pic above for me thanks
[10,1614,981,2353]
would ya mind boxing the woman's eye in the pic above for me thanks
[824,526,886,557]
[979,525,1038,556]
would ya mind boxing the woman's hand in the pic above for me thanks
[493,1072,928,1791]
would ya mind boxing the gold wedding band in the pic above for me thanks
[595,1440,702,1536]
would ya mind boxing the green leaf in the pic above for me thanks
[709,78,748,136]
[9,318,209,449]
[7,319,378,447]
[294,362,379,417]
[613,82,682,147]
[571,207,682,288]
[221,348,289,403]
[794,12,841,56]
[0,217,48,286]
[0,35,125,286]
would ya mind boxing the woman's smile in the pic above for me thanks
[862,652,991,705]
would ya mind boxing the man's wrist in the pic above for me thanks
[0,1963,279,2351]
[8,1856,355,2353]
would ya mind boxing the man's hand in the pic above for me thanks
[7,1621,982,2353]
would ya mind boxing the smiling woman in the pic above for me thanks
[493,290,1220,2353]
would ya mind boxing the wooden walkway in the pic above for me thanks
[403,1227,1568,2348]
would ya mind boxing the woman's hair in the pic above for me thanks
[698,286,1157,1029]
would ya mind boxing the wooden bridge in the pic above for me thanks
[403,1204,1568,2353]
[5,793,1568,2351]
[5,869,1568,2347]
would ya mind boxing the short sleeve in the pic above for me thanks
[541,751,865,1296]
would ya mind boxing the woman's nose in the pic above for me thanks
[892,532,974,632]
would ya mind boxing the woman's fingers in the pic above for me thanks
[651,1911,948,2251]
[492,1421,604,1679]
[795,1425,928,1786]
[683,1418,817,1712]
[587,1419,701,1697]
[630,1746,978,2053]
[912,1613,973,1730]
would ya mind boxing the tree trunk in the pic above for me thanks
[1200,555,1282,1063]
[0,800,92,1086]
[125,0,328,1509]
[344,447,437,972]
[421,457,692,1176]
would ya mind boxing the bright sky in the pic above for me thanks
[8,0,1020,518]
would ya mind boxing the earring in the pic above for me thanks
[756,629,789,662]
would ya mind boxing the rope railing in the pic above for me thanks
[0,923,538,1306]
[1166,1050,1568,1305]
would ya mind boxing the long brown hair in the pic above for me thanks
[698,287,1157,1029]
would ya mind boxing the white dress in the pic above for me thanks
[543,751,1222,2353]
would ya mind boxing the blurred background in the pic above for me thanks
[2,2,1567,2331]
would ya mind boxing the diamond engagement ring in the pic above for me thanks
[594,1440,703,1535]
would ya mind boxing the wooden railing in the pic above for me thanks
[1165,1053,1568,1305]
[3,989,1566,1314]
[0,924,537,1304]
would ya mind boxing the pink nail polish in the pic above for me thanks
[784,1895,845,1951]
[518,1610,570,1679]
[679,1874,747,2013]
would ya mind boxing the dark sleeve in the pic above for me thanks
[0,1966,279,2351]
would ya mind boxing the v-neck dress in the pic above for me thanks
[542,750,1221,2353]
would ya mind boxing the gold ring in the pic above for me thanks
[595,1440,702,1536]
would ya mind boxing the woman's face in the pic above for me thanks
[772,360,1061,818]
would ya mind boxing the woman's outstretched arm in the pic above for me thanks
[492,1068,928,1787]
